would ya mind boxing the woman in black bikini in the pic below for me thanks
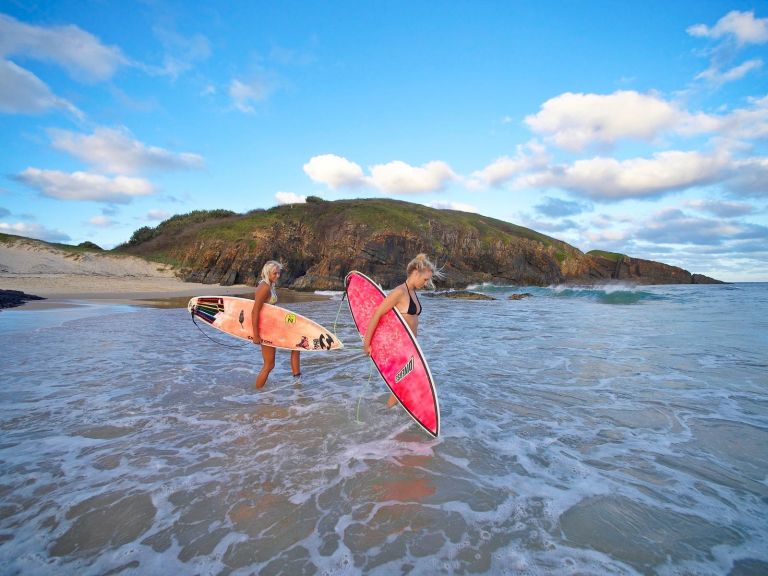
[363,254,443,407]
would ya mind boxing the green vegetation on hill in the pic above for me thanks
[587,249,626,262]
[119,198,562,254]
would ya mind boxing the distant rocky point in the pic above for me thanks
[0,289,45,310]
[425,290,496,300]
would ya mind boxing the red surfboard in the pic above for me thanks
[345,271,440,437]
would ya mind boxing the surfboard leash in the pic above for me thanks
[355,358,374,424]
[332,291,347,336]
[190,309,250,349]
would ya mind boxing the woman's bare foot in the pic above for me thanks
[386,394,398,408]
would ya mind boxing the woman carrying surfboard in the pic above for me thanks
[362,254,443,407]
[252,260,301,389]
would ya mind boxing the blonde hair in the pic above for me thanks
[406,253,444,290]
[259,260,282,300]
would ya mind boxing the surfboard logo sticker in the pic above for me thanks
[395,356,415,383]
[314,333,335,350]
[285,313,297,325]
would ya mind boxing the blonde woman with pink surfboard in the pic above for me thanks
[362,254,444,408]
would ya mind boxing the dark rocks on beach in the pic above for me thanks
[508,293,532,300]
[424,290,496,300]
[0,289,45,310]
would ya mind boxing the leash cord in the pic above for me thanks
[190,310,249,349]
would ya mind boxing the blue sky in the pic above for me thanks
[1,1,767,282]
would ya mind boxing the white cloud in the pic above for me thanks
[146,209,170,221]
[0,59,82,117]
[695,58,763,84]
[368,160,456,194]
[303,154,366,189]
[275,191,307,205]
[470,141,549,187]
[304,154,457,194]
[0,221,70,242]
[525,91,684,151]
[687,10,768,46]
[16,168,154,204]
[428,201,479,213]
[50,126,204,174]
[0,14,127,82]
[87,215,116,227]
[229,78,271,113]
[688,11,768,87]
[518,150,729,200]
[712,95,768,141]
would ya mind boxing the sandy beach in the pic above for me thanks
[0,240,321,309]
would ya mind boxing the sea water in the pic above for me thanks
[0,284,766,575]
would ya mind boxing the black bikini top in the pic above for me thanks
[405,282,421,316]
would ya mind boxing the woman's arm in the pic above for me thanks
[363,287,403,355]
[251,283,271,344]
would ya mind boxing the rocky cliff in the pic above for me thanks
[115,198,723,289]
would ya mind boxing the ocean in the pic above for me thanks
[0,283,766,575]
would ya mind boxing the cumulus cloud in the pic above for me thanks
[275,191,307,205]
[304,154,456,194]
[303,154,366,189]
[0,221,70,242]
[15,168,154,204]
[470,141,549,188]
[0,14,128,82]
[687,10,768,46]
[0,59,82,117]
[49,127,204,174]
[369,160,456,194]
[525,91,687,151]
[428,200,479,213]
[521,90,768,151]
[518,150,729,200]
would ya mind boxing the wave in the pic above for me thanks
[546,284,664,304]
[462,282,665,304]
[314,290,344,300]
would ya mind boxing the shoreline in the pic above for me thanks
[0,276,330,311]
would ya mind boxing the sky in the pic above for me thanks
[1,1,767,282]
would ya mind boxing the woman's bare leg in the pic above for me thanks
[255,345,276,389]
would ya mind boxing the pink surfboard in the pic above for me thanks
[345,271,440,437]
[188,296,343,351]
